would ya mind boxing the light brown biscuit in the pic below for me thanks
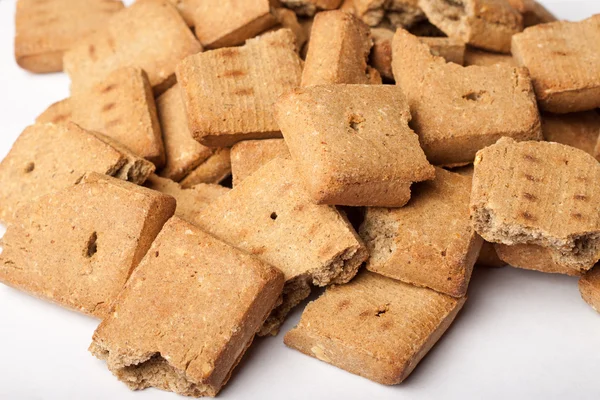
[63,0,202,96]
[189,0,278,49]
[195,157,368,335]
[177,29,302,147]
[156,84,213,182]
[144,174,228,224]
[360,168,481,297]
[419,0,523,53]
[179,148,232,188]
[35,98,72,124]
[353,0,425,29]
[495,244,584,276]
[392,28,542,167]
[471,138,600,271]
[302,11,380,86]
[276,85,434,207]
[579,266,600,313]
[284,270,466,385]
[89,217,284,397]
[512,16,600,113]
[464,46,517,67]
[0,173,175,318]
[281,0,343,16]
[14,0,124,73]
[542,111,600,158]
[230,139,290,186]
[71,67,165,167]
[507,0,556,27]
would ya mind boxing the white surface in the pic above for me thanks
[1,1,600,399]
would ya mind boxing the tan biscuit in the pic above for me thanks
[419,0,523,53]
[507,0,556,27]
[281,0,342,16]
[276,85,434,207]
[284,270,466,385]
[35,98,72,124]
[71,67,165,167]
[353,0,425,28]
[302,11,380,86]
[177,29,302,147]
[360,168,481,297]
[392,28,542,167]
[190,0,278,49]
[542,111,600,158]
[156,84,213,182]
[0,173,175,318]
[579,266,600,313]
[464,46,517,67]
[144,174,228,224]
[230,139,290,186]
[471,138,600,270]
[64,0,201,96]
[495,244,584,276]
[179,148,232,188]
[195,157,368,335]
[89,217,284,397]
[512,16,600,113]
[14,0,124,73]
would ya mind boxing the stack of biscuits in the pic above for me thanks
[3,0,600,396]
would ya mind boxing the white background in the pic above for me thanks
[1,1,600,399]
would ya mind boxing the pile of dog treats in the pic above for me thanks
[2,0,600,396]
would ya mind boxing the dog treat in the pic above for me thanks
[542,111,600,158]
[464,47,517,67]
[360,168,481,297]
[179,148,232,188]
[0,173,175,318]
[71,67,165,167]
[194,157,368,335]
[190,0,278,49]
[89,217,284,397]
[579,266,600,313]
[495,244,584,276]
[35,98,72,124]
[353,0,425,29]
[230,139,290,186]
[284,270,466,385]
[14,0,125,73]
[144,174,228,224]
[177,29,302,147]
[63,0,202,96]
[507,0,556,27]
[419,0,523,53]
[392,28,542,167]
[156,84,213,182]
[471,138,600,271]
[281,0,342,16]
[512,15,600,113]
[276,85,434,207]
[302,11,380,86]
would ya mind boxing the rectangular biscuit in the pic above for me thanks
[35,98,72,124]
[495,244,584,276]
[230,139,290,186]
[0,173,175,318]
[542,111,600,159]
[179,148,232,188]
[15,0,124,73]
[71,67,165,167]
[176,29,302,147]
[579,266,600,314]
[63,0,202,96]
[284,270,466,385]
[89,217,284,397]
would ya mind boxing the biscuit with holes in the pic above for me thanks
[542,111,600,158]
[579,266,600,314]
[35,98,72,124]
[179,148,232,188]
[0,173,175,318]
[495,244,585,276]
[230,139,289,186]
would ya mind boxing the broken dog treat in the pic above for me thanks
[542,111,600,158]
[464,46,517,67]
[64,0,202,96]
[194,157,368,335]
[179,148,232,188]
[276,84,434,207]
[190,0,278,49]
[392,28,542,166]
[353,0,425,29]
[495,244,584,276]
[419,0,523,53]
[360,168,482,297]
[89,217,284,397]
[35,98,72,124]
[14,0,125,73]
[579,265,600,314]
[507,0,556,27]
[0,173,175,318]
[471,138,600,271]
[230,139,290,186]
[177,29,302,147]
[156,84,213,182]
[512,15,600,113]
[284,270,466,385]
[280,0,343,16]
[144,174,228,224]
[302,11,380,86]
[71,67,165,167]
